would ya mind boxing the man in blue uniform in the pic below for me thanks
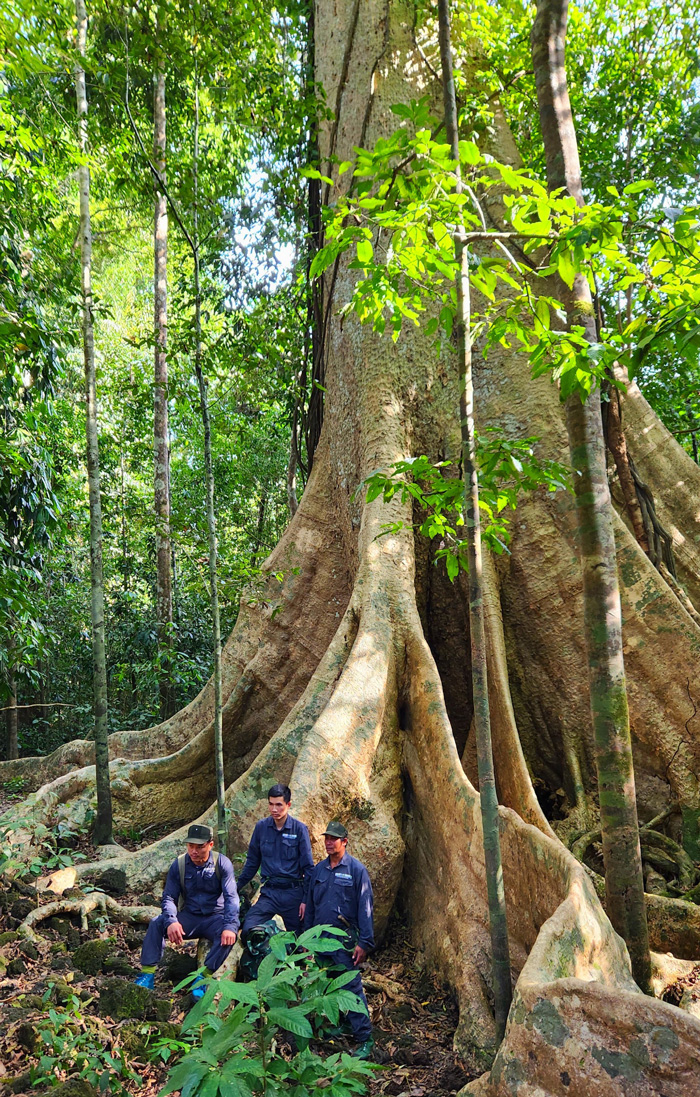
[134,823,239,999]
[304,821,374,1059]
[237,783,314,938]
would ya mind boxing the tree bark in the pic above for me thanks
[153,39,174,721]
[530,0,651,991]
[192,71,226,857]
[74,0,113,846]
[437,0,512,1041]
[6,640,18,760]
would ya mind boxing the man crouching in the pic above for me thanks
[134,824,239,999]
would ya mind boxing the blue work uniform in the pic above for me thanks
[237,814,314,936]
[304,851,374,1041]
[140,852,239,974]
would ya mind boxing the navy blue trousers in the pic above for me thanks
[141,910,233,973]
[242,885,304,937]
[326,947,372,1041]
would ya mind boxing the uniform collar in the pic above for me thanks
[266,814,293,832]
[325,851,350,870]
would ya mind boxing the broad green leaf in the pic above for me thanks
[265,1007,313,1037]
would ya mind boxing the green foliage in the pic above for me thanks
[362,436,571,573]
[160,926,378,1097]
[309,101,700,403]
[0,815,86,880]
[32,988,139,1094]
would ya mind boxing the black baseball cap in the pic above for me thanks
[322,821,348,839]
[186,824,213,845]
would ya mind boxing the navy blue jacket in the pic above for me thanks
[237,815,314,895]
[161,852,239,932]
[304,851,375,951]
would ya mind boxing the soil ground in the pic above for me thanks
[0,841,475,1097]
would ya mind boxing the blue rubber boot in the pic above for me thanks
[191,974,210,1000]
[134,972,155,990]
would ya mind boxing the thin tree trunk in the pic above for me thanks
[153,43,174,721]
[74,0,113,845]
[192,71,226,855]
[6,638,18,760]
[438,0,512,1041]
[250,492,268,568]
[531,0,650,991]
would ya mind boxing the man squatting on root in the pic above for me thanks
[134,823,239,999]
[236,783,314,937]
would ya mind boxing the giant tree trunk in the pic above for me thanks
[4,1,700,1091]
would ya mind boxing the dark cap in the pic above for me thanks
[186,823,213,845]
[322,821,348,839]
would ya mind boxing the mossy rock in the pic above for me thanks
[73,938,116,975]
[4,1070,33,1093]
[86,867,127,896]
[124,928,146,950]
[23,994,45,1009]
[0,930,19,946]
[151,996,172,1021]
[18,941,39,960]
[97,977,170,1021]
[63,887,86,900]
[7,958,26,977]
[39,1079,98,1097]
[47,917,73,937]
[50,954,72,972]
[103,955,138,978]
[15,1021,37,1051]
[50,980,76,1005]
[10,898,34,921]
[119,1019,180,1058]
[163,948,198,983]
[50,941,68,953]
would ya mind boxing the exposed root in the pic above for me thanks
[18,893,159,944]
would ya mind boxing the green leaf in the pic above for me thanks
[458,140,480,165]
[265,1007,313,1037]
[356,239,373,265]
[445,553,459,583]
[557,250,577,289]
[337,160,353,176]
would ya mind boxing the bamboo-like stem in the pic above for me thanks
[437,0,512,1042]
[74,0,113,845]
[153,21,174,721]
[531,0,651,991]
[191,63,226,856]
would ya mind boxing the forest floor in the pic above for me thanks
[0,849,476,1097]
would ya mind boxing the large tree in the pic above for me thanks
[3,0,700,1091]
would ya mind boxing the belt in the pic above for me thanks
[262,876,303,890]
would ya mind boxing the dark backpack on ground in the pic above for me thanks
[239,918,285,980]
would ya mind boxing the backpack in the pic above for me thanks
[177,851,222,911]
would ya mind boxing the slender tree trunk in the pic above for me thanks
[531,0,650,991]
[250,492,268,568]
[438,0,512,1041]
[192,72,226,855]
[153,44,174,721]
[74,0,113,845]
[6,638,18,760]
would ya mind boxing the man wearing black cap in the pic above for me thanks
[304,821,374,1059]
[134,823,239,999]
